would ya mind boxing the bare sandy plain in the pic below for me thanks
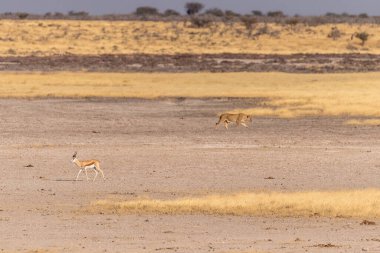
[1,97,380,253]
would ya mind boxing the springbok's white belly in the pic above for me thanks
[84,165,96,170]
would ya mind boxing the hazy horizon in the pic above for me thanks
[1,0,380,16]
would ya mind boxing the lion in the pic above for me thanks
[215,113,253,129]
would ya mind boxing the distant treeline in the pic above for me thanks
[1,2,380,24]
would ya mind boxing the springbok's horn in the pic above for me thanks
[73,151,77,158]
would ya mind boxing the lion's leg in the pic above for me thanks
[215,116,224,128]
[241,122,248,128]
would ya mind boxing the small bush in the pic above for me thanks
[68,11,89,17]
[325,12,339,17]
[358,13,369,18]
[267,11,285,17]
[53,12,64,18]
[285,18,299,26]
[163,9,180,16]
[351,32,369,46]
[17,12,29,19]
[7,48,16,55]
[205,8,224,17]
[252,10,263,16]
[185,2,204,15]
[327,27,342,40]
[225,10,240,17]
[241,16,257,30]
[135,6,159,16]
[190,16,212,28]
[241,16,257,37]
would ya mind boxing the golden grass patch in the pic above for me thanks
[91,189,380,218]
[0,20,378,56]
[344,119,380,126]
[2,71,380,122]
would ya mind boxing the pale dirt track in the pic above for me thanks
[0,98,380,253]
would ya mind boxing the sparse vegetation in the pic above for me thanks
[267,11,286,17]
[252,10,263,16]
[163,9,180,17]
[190,16,212,28]
[0,20,378,55]
[241,16,257,37]
[285,18,300,26]
[328,26,342,40]
[205,8,224,17]
[67,10,89,18]
[351,31,369,46]
[17,12,29,19]
[91,189,380,218]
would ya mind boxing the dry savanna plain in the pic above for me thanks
[1,19,380,252]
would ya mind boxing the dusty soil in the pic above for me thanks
[2,53,380,73]
[1,98,380,252]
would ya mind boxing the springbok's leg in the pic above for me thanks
[96,164,105,180]
[93,170,98,181]
[76,169,83,181]
[84,168,89,181]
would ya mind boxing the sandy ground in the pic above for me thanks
[2,54,380,73]
[0,98,380,253]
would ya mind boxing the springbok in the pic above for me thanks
[71,152,105,181]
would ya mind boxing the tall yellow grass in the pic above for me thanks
[0,20,378,56]
[2,71,380,123]
[92,189,380,218]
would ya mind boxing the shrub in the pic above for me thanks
[241,16,257,30]
[17,12,29,19]
[358,13,369,18]
[68,11,89,17]
[135,6,159,16]
[185,2,204,15]
[267,11,285,17]
[53,12,64,18]
[252,10,263,16]
[285,18,299,26]
[327,27,342,40]
[351,32,369,46]
[7,48,16,55]
[205,8,224,17]
[225,10,240,17]
[325,12,339,17]
[163,9,180,16]
[241,16,257,37]
[190,16,212,28]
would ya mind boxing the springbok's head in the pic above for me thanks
[72,151,78,162]
[248,114,253,122]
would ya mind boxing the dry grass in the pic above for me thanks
[0,20,378,56]
[91,189,380,218]
[344,119,380,126]
[2,71,380,124]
